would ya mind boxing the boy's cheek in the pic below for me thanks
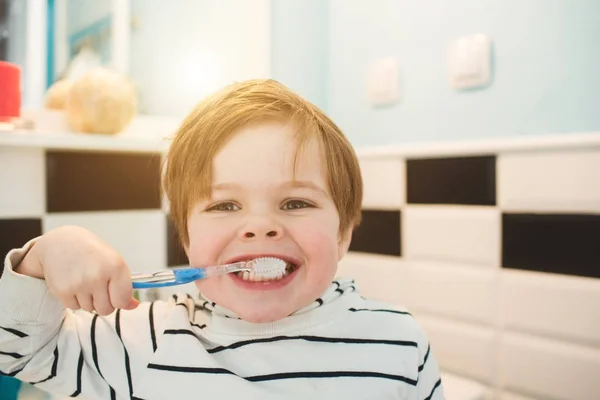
[187,232,225,265]
[293,220,339,246]
[336,227,354,259]
[297,229,340,262]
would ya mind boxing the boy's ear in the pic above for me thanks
[337,226,354,260]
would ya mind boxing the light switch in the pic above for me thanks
[366,57,400,106]
[448,34,491,90]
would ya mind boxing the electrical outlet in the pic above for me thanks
[448,34,492,90]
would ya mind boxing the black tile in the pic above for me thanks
[502,213,600,279]
[406,155,496,205]
[0,219,42,276]
[46,151,162,213]
[167,216,189,267]
[349,209,401,256]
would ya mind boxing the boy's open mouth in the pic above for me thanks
[235,262,299,282]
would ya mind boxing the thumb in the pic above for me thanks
[124,298,140,310]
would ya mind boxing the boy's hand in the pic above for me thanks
[15,226,139,315]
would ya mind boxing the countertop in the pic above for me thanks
[0,110,179,153]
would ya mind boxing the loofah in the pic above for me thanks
[44,79,73,110]
[65,67,137,134]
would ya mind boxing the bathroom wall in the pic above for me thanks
[331,0,600,146]
[59,0,271,117]
[270,0,329,111]
[0,146,177,279]
[338,133,600,400]
[65,0,110,36]
[129,0,271,116]
[59,1,600,147]
[0,107,192,278]
[270,0,600,147]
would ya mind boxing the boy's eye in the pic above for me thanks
[207,202,240,212]
[282,199,313,210]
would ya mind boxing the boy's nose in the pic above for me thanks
[243,230,279,239]
[240,218,283,240]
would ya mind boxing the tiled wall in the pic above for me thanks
[0,147,177,276]
[339,144,600,400]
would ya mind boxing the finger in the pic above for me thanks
[48,285,80,310]
[108,269,134,310]
[92,287,115,316]
[75,294,95,313]
[62,295,81,311]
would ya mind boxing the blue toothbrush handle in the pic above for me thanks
[131,268,207,289]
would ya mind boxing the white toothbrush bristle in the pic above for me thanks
[251,257,287,279]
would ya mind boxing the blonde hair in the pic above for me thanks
[163,79,362,245]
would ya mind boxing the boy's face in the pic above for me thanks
[186,122,352,323]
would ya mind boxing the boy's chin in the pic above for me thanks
[235,306,293,324]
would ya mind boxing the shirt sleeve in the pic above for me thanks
[414,324,445,400]
[0,240,170,399]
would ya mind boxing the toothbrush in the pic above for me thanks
[130,257,287,289]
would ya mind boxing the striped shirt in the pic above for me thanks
[0,243,444,400]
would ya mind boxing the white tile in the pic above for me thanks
[44,210,167,272]
[440,372,491,400]
[417,315,497,384]
[403,261,497,325]
[498,392,538,400]
[403,206,501,266]
[337,253,408,305]
[359,157,405,209]
[499,332,600,400]
[0,148,44,217]
[498,150,600,213]
[500,269,600,347]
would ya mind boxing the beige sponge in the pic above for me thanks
[65,67,137,134]
[44,79,73,110]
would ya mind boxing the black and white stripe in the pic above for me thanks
[0,350,24,359]
[349,307,412,316]
[115,309,134,399]
[30,346,59,385]
[0,326,28,338]
[91,314,117,400]
[69,350,84,397]
[205,335,418,354]
[149,302,157,353]
[147,363,419,385]
[0,273,442,399]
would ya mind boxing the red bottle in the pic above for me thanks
[0,60,21,122]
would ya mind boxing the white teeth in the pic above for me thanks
[238,268,289,282]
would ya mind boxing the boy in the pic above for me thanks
[0,80,444,399]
